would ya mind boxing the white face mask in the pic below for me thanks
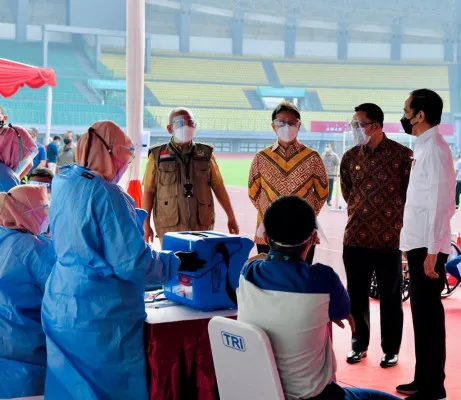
[276,125,298,143]
[353,127,371,146]
[174,126,195,144]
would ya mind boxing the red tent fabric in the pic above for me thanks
[0,58,56,98]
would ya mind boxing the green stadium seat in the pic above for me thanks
[145,82,253,108]
[274,62,449,89]
[100,53,268,85]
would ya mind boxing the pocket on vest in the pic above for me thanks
[156,196,179,228]
[197,199,214,226]
[159,162,177,186]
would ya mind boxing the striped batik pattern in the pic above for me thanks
[249,141,329,244]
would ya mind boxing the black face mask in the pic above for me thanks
[400,112,419,135]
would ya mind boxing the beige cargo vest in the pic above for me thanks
[150,142,215,239]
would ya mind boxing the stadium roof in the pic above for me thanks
[148,0,461,39]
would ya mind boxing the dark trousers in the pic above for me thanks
[328,178,335,204]
[342,246,403,354]
[407,248,447,397]
[456,181,461,207]
[257,244,316,265]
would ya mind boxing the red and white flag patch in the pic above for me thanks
[160,151,171,160]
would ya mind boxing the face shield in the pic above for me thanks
[110,144,135,184]
[28,180,52,201]
[172,115,196,144]
[349,119,372,146]
[273,119,300,143]
[15,154,37,177]
[22,204,50,234]
[1,125,39,177]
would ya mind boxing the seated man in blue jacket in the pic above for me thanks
[237,195,400,400]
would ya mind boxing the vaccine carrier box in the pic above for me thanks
[163,231,254,311]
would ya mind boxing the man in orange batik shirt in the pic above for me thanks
[248,101,329,265]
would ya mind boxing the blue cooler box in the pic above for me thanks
[163,231,254,311]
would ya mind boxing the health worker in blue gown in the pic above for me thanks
[0,184,55,398]
[42,120,181,400]
[0,123,38,191]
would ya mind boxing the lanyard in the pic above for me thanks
[168,143,195,182]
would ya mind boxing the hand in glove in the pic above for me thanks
[175,251,207,272]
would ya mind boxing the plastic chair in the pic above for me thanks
[208,316,284,400]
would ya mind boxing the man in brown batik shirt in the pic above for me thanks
[340,103,412,369]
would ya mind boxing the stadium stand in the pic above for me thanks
[274,62,449,89]
[1,38,452,132]
[144,82,253,108]
[1,40,88,78]
[146,107,404,132]
[1,100,126,127]
[101,52,451,129]
[315,88,452,113]
[28,0,67,25]
[0,40,128,126]
[146,107,272,132]
[303,111,403,124]
[100,53,269,84]
[0,0,14,23]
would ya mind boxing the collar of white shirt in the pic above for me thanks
[415,125,438,145]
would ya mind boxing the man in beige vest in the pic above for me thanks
[142,107,239,243]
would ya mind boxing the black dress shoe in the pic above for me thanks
[396,382,419,395]
[380,353,398,368]
[346,350,367,364]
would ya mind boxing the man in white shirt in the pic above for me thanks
[398,89,455,400]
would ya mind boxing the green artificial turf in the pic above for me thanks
[141,157,252,188]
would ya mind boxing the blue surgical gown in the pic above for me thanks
[42,165,180,400]
[0,162,19,192]
[0,228,56,398]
